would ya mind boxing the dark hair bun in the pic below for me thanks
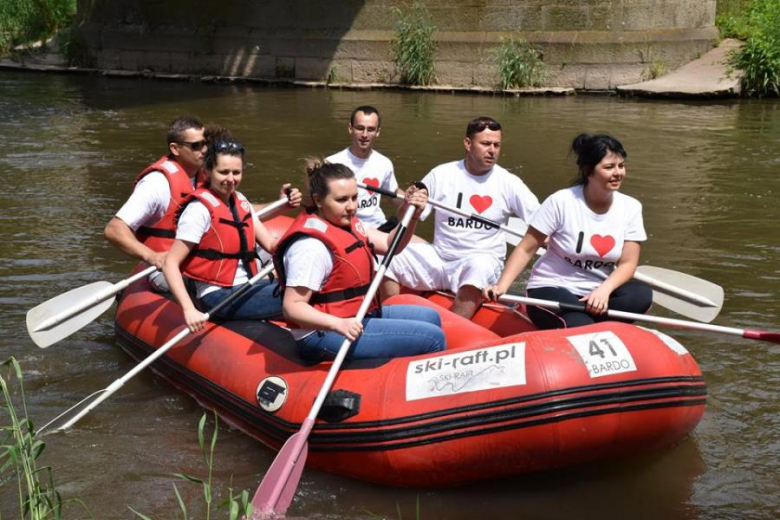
[571,133,592,155]
[304,157,325,179]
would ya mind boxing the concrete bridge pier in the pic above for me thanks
[75,0,719,90]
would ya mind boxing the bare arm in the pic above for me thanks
[485,226,548,300]
[581,241,641,314]
[254,219,278,253]
[162,239,207,332]
[105,217,166,269]
[368,184,427,254]
[283,286,363,341]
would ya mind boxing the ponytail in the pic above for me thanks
[303,158,355,211]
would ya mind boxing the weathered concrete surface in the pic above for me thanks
[0,57,575,96]
[617,39,743,98]
[71,0,719,90]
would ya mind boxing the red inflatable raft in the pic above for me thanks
[114,217,706,487]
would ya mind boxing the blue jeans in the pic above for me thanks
[298,304,446,361]
[198,280,282,320]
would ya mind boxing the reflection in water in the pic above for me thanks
[0,71,778,519]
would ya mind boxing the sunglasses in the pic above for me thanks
[471,120,501,133]
[212,140,245,154]
[177,140,207,150]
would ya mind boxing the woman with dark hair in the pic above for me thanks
[485,133,652,329]
[272,159,446,361]
[163,138,301,332]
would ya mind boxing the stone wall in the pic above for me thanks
[75,0,718,89]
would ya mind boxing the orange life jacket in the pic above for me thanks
[133,156,206,251]
[178,188,258,287]
[273,211,378,320]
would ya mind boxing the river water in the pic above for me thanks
[0,71,777,519]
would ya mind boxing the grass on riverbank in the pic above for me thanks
[0,0,75,56]
[1,357,253,519]
[390,2,438,86]
[495,35,546,89]
[717,0,780,96]
[130,413,254,520]
[0,357,91,519]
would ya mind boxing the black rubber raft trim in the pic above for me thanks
[116,324,706,452]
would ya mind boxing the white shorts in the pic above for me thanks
[386,241,503,293]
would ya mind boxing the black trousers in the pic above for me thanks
[526,280,653,330]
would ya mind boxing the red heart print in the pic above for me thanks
[590,234,616,257]
[362,177,380,189]
[469,195,493,214]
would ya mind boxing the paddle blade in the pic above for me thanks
[26,281,116,348]
[35,388,108,436]
[251,434,309,518]
[505,217,527,246]
[637,265,724,323]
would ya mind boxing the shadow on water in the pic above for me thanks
[1,70,778,519]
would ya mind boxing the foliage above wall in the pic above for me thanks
[718,0,779,97]
[0,0,75,55]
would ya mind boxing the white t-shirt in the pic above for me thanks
[115,171,196,230]
[176,191,258,298]
[527,185,647,295]
[326,148,398,228]
[419,160,540,261]
[282,237,336,340]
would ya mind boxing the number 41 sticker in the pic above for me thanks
[566,331,637,378]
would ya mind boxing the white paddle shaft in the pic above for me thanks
[358,183,718,309]
[254,205,417,515]
[499,294,746,338]
[52,262,276,432]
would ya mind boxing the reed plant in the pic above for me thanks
[0,357,90,519]
[130,413,253,520]
[390,2,437,86]
[495,35,546,90]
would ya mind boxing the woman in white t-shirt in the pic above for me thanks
[273,160,446,361]
[485,134,652,329]
[163,138,301,332]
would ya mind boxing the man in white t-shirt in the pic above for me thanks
[326,105,403,232]
[383,117,540,319]
[105,116,208,290]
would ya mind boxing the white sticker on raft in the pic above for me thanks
[567,331,637,378]
[406,342,526,401]
[639,327,689,356]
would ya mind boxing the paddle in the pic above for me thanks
[36,262,277,436]
[504,217,724,323]
[250,204,419,518]
[496,293,780,344]
[359,182,724,322]
[26,197,291,348]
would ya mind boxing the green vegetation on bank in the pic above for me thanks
[1,358,254,519]
[717,0,779,96]
[495,35,547,89]
[130,413,254,520]
[0,0,75,55]
[390,2,438,86]
[0,358,90,519]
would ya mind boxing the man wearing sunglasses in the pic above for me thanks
[383,116,540,319]
[326,105,404,233]
[105,116,208,291]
